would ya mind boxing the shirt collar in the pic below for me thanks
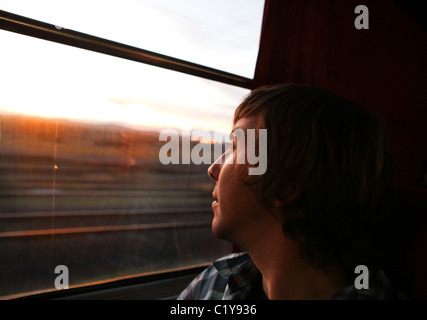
[213,253,260,293]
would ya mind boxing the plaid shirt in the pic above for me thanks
[177,252,407,300]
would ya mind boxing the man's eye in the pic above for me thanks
[232,140,238,151]
[224,142,233,151]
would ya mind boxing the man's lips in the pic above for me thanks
[212,192,219,207]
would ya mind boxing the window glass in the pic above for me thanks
[0,30,249,298]
[0,0,265,78]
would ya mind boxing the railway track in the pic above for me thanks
[0,207,214,237]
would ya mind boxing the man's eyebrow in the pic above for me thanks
[229,127,242,140]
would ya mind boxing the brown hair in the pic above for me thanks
[234,84,397,280]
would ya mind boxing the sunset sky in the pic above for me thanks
[0,0,264,135]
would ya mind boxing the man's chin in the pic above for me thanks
[212,218,239,247]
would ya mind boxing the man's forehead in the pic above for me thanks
[232,116,260,132]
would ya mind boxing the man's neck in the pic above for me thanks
[246,228,348,300]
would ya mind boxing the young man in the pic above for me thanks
[178,84,405,300]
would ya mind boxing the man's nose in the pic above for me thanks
[207,156,222,181]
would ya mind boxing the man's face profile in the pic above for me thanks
[208,116,273,249]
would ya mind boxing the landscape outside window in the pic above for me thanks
[0,0,263,298]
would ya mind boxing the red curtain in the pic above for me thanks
[250,0,427,299]
[253,0,427,187]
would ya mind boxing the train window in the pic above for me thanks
[0,3,257,297]
[0,0,265,78]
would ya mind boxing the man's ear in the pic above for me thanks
[273,189,301,208]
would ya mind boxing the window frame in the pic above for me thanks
[13,264,208,300]
[0,9,254,89]
[0,7,262,299]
